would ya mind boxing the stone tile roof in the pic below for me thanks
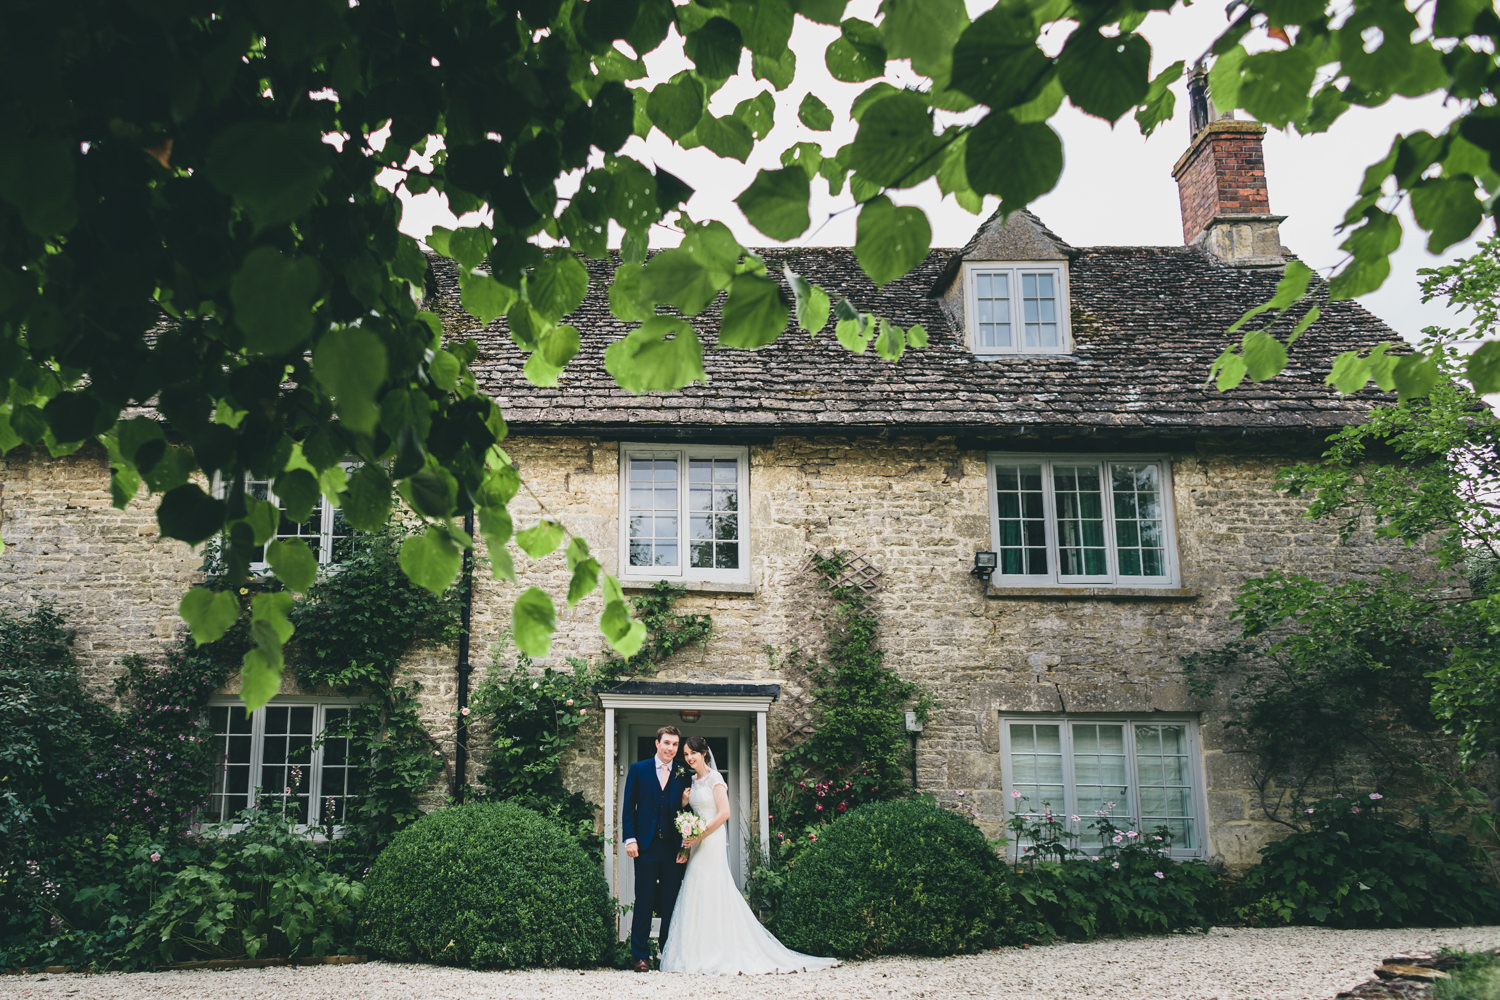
[437,240,1395,440]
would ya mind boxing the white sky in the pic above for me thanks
[394,1,1484,345]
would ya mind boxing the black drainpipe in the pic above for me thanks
[453,509,475,801]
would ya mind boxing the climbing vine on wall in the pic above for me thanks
[768,552,932,864]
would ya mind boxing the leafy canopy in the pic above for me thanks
[4,0,1498,705]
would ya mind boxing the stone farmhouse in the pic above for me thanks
[0,109,1424,921]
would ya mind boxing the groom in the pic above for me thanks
[621,725,689,972]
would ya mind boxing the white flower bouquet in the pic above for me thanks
[675,809,706,840]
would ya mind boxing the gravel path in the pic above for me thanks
[4,926,1498,1000]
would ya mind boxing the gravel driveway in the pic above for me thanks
[4,926,1498,1000]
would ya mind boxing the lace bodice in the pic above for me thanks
[688,771,725,826]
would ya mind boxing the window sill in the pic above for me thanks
[986,585,1198,600]
[620,579,757,596]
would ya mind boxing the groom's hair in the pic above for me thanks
[655,725,681,741]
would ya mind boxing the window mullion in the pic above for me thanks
[1039,459,1062,585]
[1100,461,1120,584]
[1059,721,1079,847]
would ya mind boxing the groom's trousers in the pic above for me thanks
[631,836,685,961]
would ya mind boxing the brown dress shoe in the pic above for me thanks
[633,959,650,972]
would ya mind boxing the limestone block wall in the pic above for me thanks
[470,433,1435,868]
[2,433,1438,867]
[0,445,202,692]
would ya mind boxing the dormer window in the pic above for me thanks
[964,262,1070,355]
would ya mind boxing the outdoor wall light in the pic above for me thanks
[971,551,998,585]
[679,709,702,724]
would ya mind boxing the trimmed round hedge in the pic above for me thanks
[359,801,613,969]
[772,798,1010,957]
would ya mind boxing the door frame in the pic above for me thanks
[599,690,774,939]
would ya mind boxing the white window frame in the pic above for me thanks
[963,261,1071,355]
[213,468,356,573]
[618,444,750,584]
[985,453,1179,588]
[999,714,1207,860]
[205,697,362,835]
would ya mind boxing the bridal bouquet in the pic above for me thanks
[675,810,706,840]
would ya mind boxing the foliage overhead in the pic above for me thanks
[5,0,1498,702]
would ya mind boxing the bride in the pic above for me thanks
[658,736,840,975]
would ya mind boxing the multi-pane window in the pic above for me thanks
[206,700,359,829]
[988,455,1176,586]
[244,475,356,571]
[621,446,748,582]
[966,263,1068,353]
[1003,717,1203,857]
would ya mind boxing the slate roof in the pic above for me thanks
[436,236,1396,442]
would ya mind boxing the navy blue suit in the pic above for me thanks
[621,755,688,961]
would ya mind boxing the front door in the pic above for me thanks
[615,715,747,937]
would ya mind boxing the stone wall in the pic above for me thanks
[0,444,202,693]
[1,433,1436,866]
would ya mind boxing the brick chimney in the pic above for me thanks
[1171,63,1286,266]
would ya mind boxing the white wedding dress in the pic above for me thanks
[659,771,840,975]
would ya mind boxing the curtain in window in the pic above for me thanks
[1052,465,1107,576]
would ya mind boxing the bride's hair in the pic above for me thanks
[683,735,710,756]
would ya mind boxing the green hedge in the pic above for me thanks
[772,798,1009,957]
[359,801,612,969]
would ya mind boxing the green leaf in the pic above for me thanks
[512,587,558,658]
[609,263,654,322]
[879,0,966,77]
[241,649,282,714]
[539,323,581,368]
[639,246,730,316]
[965,116,1063,207]
[719,271,790,349]
[950,7,1051,109]
[157,484,226,545]
[908,323,928,348]
[734,90,777,140]
[312,327,387,435]
[647,76,706,141]
[798,93,835,131]
[477,501,513,551]
[204,122,332,232]
[1410,177,1484,253]
[601,598,648,656]
[266,539,318,592]
[1242,330,1289,382]
[682,113,754,162]
[1213,349,1248,391]
[230,248,322,355]
[401,462,458,518]
[340,464,393,532]
[179,588,241,646]
[874,319,906,360]
[1057,29,1151,123]
[835,315,873,353]
[848,93,940,188]
[1287,305,1321,346]
[1135,61,1184,137]
[516,519,565,559]
[567,557,602,607]
[1229,260,1315,333]
[855,195,932,287]
[244,496,280,546]
[785,267,831,335]
[1238,48,1318,129]
[1207,44,1247,114]
[1391,352,1439,399]
[529,251,590,321]
[273,468,319,522]
[0,139,76,236]
[686,18,743,79]
[1327,351,1373,393]
[730,0,795,55]
[752,48,797,90]
[428,349,461,393]
[399,526,465,595]
[605,316,707,393]
[1467,341,1500,395]
[825,35,885,83]
[459,271,519,326]
[736,167,811,241]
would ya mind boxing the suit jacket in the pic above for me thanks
[622,756,686,852]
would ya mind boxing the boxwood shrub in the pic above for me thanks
[360,801,612,969]
[772,798,1009,957]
